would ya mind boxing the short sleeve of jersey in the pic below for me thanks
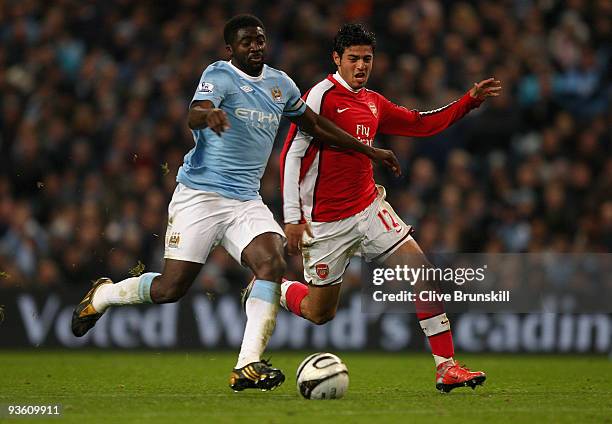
[191,65,229,108]
[282,75,306,117]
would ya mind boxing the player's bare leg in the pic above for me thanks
[230,232,286,392]
[71,259,201,337]
[281,281,341,325]
[384,239,486,393]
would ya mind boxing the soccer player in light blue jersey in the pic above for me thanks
[71,14,400,392]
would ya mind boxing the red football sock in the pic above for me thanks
[416,306,455,359]
[286,282,308,317]
[426,326,455,359]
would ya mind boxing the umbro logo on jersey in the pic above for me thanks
[240,85,253,93]
[337,107,350,113]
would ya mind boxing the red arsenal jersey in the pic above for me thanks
[281,73,482,223]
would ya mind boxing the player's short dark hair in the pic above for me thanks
[223,14,265,45]
[333,23,376,57]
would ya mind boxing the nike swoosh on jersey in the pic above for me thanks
[336,107,350,113]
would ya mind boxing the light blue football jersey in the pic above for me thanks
[177,60,306,200]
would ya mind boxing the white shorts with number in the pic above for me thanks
[164,183,285,264]
[302,185,413,286]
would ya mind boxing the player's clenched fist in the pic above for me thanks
[284,223,314,256]
[369,148,402,177]
[206,108,230,136]
[469,78,502,101]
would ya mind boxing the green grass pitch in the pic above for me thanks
[1,351,611,423]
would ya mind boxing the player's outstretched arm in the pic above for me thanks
[188,100,230,135]
[379,78,502,138]
[289,107,401,176]
[468,78,502,101]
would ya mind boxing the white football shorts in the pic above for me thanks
[164,183,284,264]
[301,185,413,286]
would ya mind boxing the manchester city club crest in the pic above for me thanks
[167,232,181,248]
[270,86,283,102]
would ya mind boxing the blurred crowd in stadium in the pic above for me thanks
[0,0,610,291]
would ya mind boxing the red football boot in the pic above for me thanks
[435,360,486,393]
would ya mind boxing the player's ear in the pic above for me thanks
[225,44,233,57]
[332,51,341,67]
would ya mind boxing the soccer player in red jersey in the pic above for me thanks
[278,24,501,392]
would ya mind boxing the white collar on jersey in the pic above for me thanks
[333,72,363,93]
[227,60,265,81]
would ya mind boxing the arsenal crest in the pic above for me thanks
[270,86,283,102]
[368,101,378,117]
[315,263,329,279]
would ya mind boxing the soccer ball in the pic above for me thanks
[296,352,349,400]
